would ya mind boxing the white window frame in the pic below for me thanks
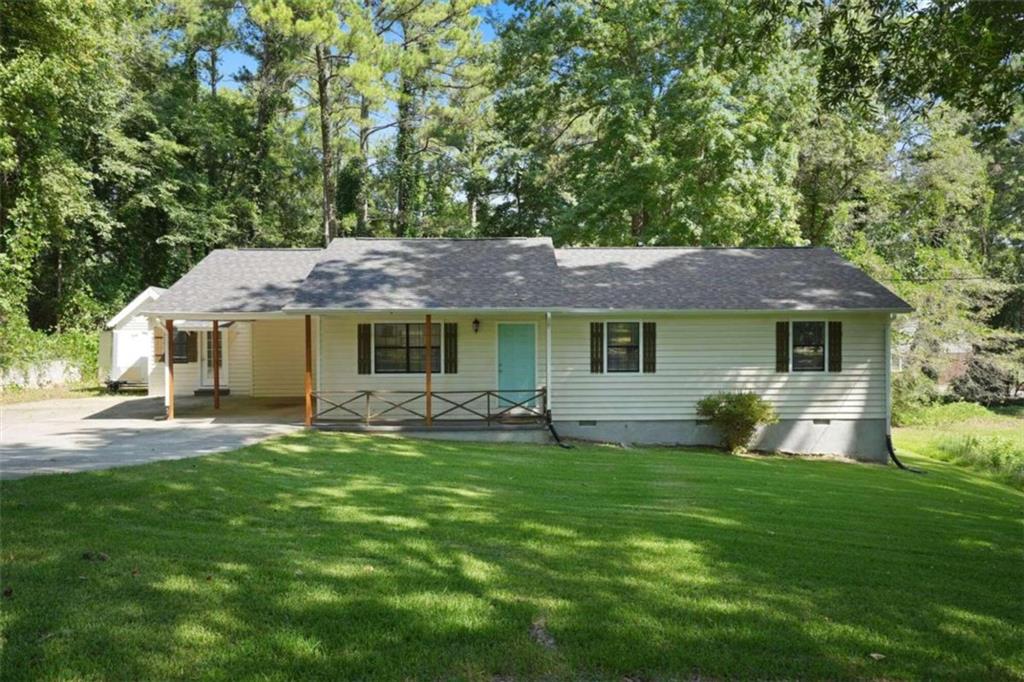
[603,320,645,374]
[199,329,229,387]
[370,320,445,376]
[789,320,829,374]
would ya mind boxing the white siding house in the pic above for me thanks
[144,239,911,462]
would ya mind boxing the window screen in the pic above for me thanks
[791,321,826,372]
[606,322,640,373]
[374,323,441,373]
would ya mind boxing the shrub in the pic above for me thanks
[950,355,1014,405]
[0,313,98,387]
[891,369,940,426]
[697,392,779,453]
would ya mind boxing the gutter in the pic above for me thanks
[884,313,923,473]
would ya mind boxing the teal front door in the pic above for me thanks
[497,323,536,407]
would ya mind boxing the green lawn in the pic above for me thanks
[2,434,1022,680]
[894,402,1024,488]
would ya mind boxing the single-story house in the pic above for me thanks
[143,238,912,462]
[99,286,167,387]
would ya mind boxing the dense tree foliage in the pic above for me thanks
[1,0,1021,398]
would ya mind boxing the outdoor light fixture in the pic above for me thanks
[472,318,480,333]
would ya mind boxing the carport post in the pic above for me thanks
[212,320,221,410]
[304,314,313,427]
[165,319,174,420]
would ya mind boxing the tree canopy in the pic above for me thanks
[1,0,1021,400]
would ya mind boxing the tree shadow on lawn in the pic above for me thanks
[1,433,1022,681]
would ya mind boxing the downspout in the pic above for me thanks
[545,311,571,448]
[545,312,553,414]
[884,313,921,473]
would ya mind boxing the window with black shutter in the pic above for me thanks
[642,322,656,373]
[606,322,641,372]
[792,321,826,372]
[778,320,838,373]
[372,323,441,374]
[443,323,458,374]
[357,324,371,374]
[828,321,842,372]
[590,322,604,373]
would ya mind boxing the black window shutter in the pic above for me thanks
[828,321,842,372]
[357,324,371,374]
[642,322,656,373]
[444,323,458,374]
[590,322,604,373]
[775,321,789,373]
[153,331,165,363]
[186,332,199,363]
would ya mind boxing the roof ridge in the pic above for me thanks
[556,245,825,250]
[335,237,550,242]
[215,248,323,252]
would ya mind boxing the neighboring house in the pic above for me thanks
[144,238,912,462]
[99,286,167,386]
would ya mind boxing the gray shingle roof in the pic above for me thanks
[555,247,912,311]
[145,249,322,314]
[146,240,911,315]
[285,238,564,310]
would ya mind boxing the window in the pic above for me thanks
[791,321,826,372]
[606,322,640,372]
[374,323,441,373]
[205,331,222,369]
[173,331,190,363]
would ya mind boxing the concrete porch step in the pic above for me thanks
[194,387,231,396]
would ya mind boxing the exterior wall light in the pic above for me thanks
[472,318,480,333]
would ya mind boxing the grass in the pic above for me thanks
[0,383,112,405]
[894,402,1024,488]
[2,434,1022,681]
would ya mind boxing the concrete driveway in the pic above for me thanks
[0,396,303,480]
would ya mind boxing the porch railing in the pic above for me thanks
[311,388,547,425]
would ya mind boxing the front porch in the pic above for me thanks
[311,388,548,426]
[157,310,556,437]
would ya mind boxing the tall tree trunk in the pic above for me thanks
[54,245,62,334]
[357,95,371,234]
[209,48,219,97]
[630,203,647,242]
[315,43,337,246]
[395,73,418,237]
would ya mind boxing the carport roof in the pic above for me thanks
[143,249,322,315]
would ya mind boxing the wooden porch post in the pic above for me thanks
[212,320,221,410]
[424,314,432,426]
[304,314,313,427]
[165,319,174,420]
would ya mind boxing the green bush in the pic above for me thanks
[891,369,941,426]
[0,312,98,385]
[697,392,779,453]
[950,355,1015,405]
